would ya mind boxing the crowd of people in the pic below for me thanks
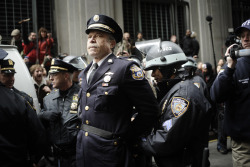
[1,14,250,167]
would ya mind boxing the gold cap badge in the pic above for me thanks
[93,15,99,22]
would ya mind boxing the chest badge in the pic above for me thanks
[104,75,111,82]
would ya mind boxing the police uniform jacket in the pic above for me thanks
[12,87,34,107]
[210,57,250,140]
[0,82,46,166]
[76,54,160,167]
[141,79,211,167]
[42,83,81,147]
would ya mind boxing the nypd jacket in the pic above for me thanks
[210,57,250,140]
[76,54,160,167]
[141,79,211,167]
[40,83,81,147]
[0,83,46,166]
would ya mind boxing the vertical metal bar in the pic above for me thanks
[12,0,15,28]
[32,0,37,33]
[144,3,148,39]
[5,0,8,36]
[165,6,169,40]
[150,3,153,39]
[27,0,30,31]
[160,5,163,39]
[155,5,158,38]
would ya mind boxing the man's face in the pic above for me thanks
[49,72,66,89]
[240,29,250,49]
[186,30,191,37]
[29,32,37,41]
[32,67,43,83]
[0,72,15,89]
[123,33,130,41]
[151,68,163,83]
[87,30,115,60]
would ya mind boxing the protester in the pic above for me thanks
[10,29,23,53]
[30,64,51,109]
[76,14,160,167]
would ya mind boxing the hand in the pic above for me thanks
[24,57,29,63]
[43,86,51,93]
[225,44,238,69]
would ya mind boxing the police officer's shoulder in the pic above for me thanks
[116,56,141,67]
[46,88,58,96]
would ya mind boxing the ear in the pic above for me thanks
[110,40,116,49]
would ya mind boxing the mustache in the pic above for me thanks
[88,44,99,49]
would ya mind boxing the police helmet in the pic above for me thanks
[182,57,197,69]
[63,55,88,71]
[136,39,187,71]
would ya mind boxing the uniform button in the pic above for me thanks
[114,141,118,146]
[85,106,89,110]
[85,132,88,136]
[86,120,89,124]
[105,91,108,95]
[86,93,90,97]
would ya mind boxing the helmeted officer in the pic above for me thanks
[0,58,34,106]
[179,57,210,100]
[136,39,211,167]
[0,49,46,166]
[76,14,160,167]
[38,58,81,167]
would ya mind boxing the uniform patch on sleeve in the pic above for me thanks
[171,97,189,118]
[194,82,200,88]
[130,64,144,80]
[162,119,172,131]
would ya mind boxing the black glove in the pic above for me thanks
[39,111,61,122]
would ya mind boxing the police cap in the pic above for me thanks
[235,19,250,37]
[85,14,123,43]
[0,59,16,74]
[49,58,78,74]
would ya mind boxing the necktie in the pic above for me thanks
[88,63,98,84]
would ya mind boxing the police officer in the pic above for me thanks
[136,40,211,167]
[76,14,160,167]
[210,19,250,166]
[0,58,34,106]
[0,49,46,166]
[38,58,81,167]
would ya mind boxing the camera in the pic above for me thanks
[225,33,241,47]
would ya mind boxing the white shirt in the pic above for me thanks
[87,53,111,82]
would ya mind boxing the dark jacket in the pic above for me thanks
[76,54,160,167]
[12,87,34,107]
[181,36,195,57]
[39,83,81,147]
[0,83,46,166]
[141,79,211,167]
[210,57,250,140]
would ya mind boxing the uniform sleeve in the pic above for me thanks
[122,63,161,141]
[210,65,235,103]
[25,98,47,163]
[141,95,208,156]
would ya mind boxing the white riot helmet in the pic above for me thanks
[136,39,187,71]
